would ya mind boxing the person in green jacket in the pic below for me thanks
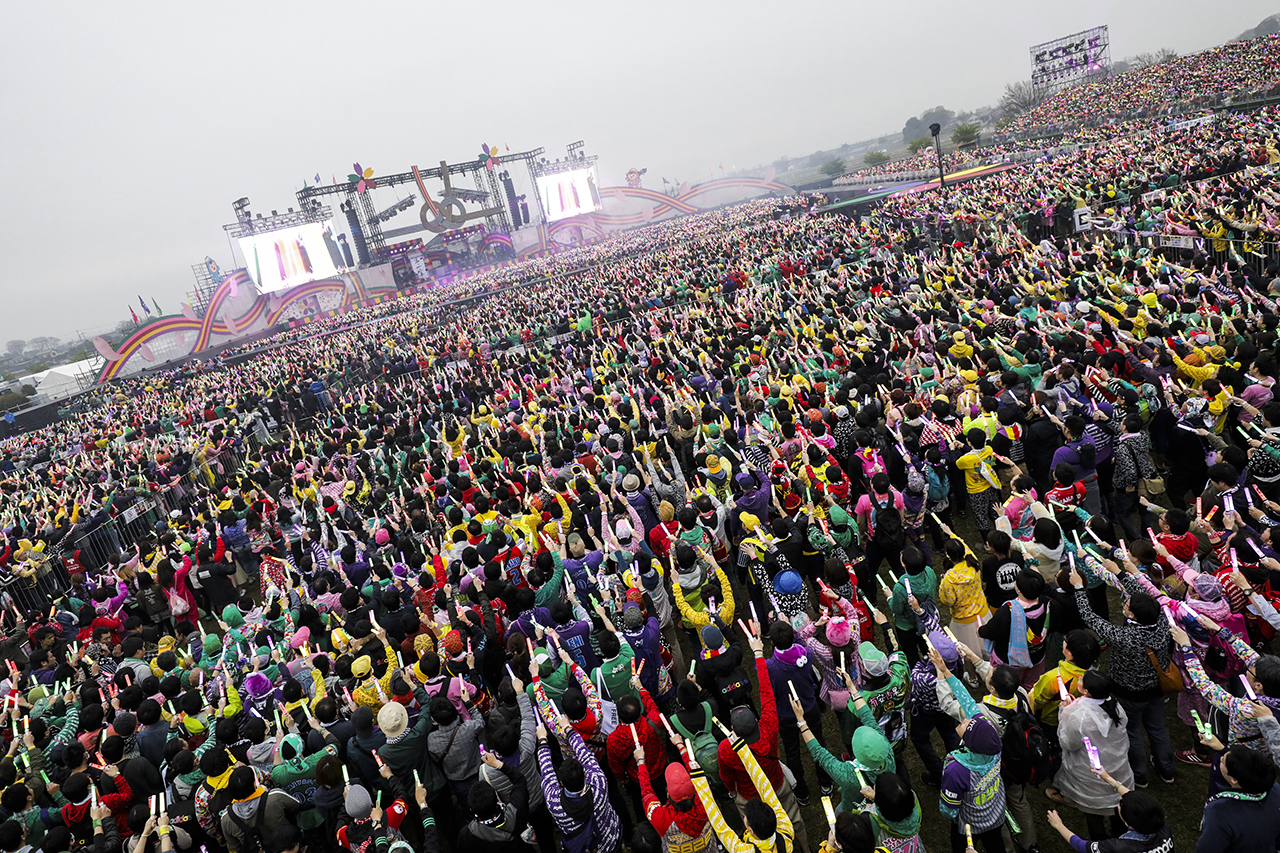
[269,731,338,831]
[376,671,447,803]
[793,682,897,816]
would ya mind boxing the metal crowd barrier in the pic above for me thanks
[69,439,261,572]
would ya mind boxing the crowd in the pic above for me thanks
[1003,33,1280,135]
[836,32,1280,199]
[6,48,1280,853]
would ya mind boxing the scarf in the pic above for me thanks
[561,784,595,826]
[206,765,235,791]
[773,645,809,668]
[1007,600,1032,668]
[982,694,1019,711]
[951,747,1000,776]
[872,794,922,839]
[1209,789,1266,803]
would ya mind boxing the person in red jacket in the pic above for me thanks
[636,745,716,853]
[606,679,668,804]
[714,625,811,853]
[60,764,133,844]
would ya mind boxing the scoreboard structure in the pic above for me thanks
[1030,26,1111,100]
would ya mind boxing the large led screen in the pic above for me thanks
[239,223,343,292]
[537,169,603,222]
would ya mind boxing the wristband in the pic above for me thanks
[157,828,171,838]
[93,820,102,828]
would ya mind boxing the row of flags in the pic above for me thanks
[129,296,163,326]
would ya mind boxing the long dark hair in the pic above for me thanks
[1082,670,1122,726]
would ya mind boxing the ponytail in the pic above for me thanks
[1082,670,1122,726]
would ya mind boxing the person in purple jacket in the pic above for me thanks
[549,600,600,671]
[939,715,1007,853]
[731,469,771,531]
[767,619,829,804]
[620,600,666,701]
[536,712,621,853]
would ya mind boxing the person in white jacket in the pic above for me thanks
[1046,669,1135,840]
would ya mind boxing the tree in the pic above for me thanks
[819,158,847,177]
[863,151,890,167]
[907,136,932,155]
[1132,48,1177,69]
[920,106,955,129]
[27,336,59,352]
[19,385,35,397]
[999,80,1044,118]
[902,116,926,144]
[0,392,25,411]
[5,340,24,358]
[951,123,981,147]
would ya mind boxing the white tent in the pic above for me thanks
[20,356,104,402]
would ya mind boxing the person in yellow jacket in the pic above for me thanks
[948,332,974,361]
[351,627,399,712]
[1028,628,1100,728]
[1167,341,1223,389]
[672,560,736,632]
[934,525,990,658]
[683,731,795,853]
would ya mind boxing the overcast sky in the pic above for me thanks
[2,1,1277,346]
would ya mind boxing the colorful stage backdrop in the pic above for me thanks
[93,176,792,384]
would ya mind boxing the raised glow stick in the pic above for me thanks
[629,722,640,746]
[1057,674,1070,702]
[821,795,836,827]
[712,716,733,739]
[1191,709,1210,737]
[1242,673,1258,700]
[903,576,913,598]
[1083,735,1102,771]
[341,764,350,787]
[965,825,973,850]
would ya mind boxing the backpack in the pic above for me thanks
[858,448,887,480]
[670,703,724,791]
[1001,707,1060,786]
[924,466,949,505]
[167,589,190,617]
[226,791,271,853]
[871,493,905,549]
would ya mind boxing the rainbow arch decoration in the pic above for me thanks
[546,177,794,234]
[95,264,402,384]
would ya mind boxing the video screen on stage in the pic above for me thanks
[537,168,603,222]
[238,222,344,293]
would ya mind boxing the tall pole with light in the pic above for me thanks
[929,122,945,189]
